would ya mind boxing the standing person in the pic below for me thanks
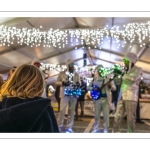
[33,61,49,98]
[55,59,80,133]
[113,52,143,133]
[87,65,116,133]
[55,85,61,112]
[7,66,17,80]
[0,64,59,132]
[75,77,87,120]
[0,74,4,90]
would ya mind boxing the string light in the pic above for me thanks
[0,21,149,48]
[41,62,125,79]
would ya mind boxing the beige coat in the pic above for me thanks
[55,70,80,98]
[121,66,143,101]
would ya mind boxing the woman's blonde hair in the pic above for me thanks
[0,64,44,100]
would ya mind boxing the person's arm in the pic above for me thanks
[109,80,116,91]
[123,67,143,82]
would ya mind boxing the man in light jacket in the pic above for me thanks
[87,65,116,133]
[55,59,80,133]
[113,52,143,133]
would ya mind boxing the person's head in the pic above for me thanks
[123,52,138,70]
[0,64,44,100]
[94,65,104,77]
[66,59,75,73]
[34,62,42,68]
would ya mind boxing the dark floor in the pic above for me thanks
[55,113,150,133]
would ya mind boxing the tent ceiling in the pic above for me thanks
[0,17,150,83]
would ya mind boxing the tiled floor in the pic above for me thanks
[55,113,150,133]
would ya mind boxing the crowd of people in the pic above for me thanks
[0,52,143,133]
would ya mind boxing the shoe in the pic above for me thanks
[59,127,62,133]
[103,129,108,133]
[65,128,74,133]
[91,129,100,133]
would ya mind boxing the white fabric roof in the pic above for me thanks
[0,17,150,83]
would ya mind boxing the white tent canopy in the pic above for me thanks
[0,17,150,83]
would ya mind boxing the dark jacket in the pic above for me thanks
[78,81,87,101]
[0,96,59,133]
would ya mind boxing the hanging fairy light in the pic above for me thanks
[1,21,150,48]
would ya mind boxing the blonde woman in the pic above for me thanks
[0,64,59,133]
